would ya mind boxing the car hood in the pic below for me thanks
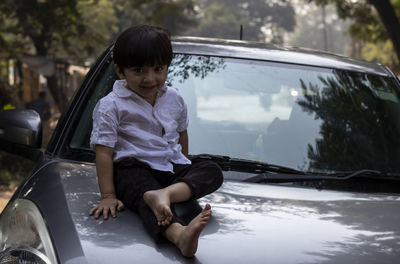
[22,161,400,264]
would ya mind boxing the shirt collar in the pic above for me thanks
[113,80,133,98]
[112,80,168,98]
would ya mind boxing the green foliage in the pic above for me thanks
[0,82,19,110]
[186,2,246,40]
[0,60,21,110]
[0,0,87,56]
[0,0,197,63]
[108,0,197,41]
[185,0,296,43]
[73,0,117,60]
[362,41,400,72]
[132,0,197,34]
[311,0,395,42]
[310,0,400,72]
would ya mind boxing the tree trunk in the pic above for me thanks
[368,0,400,64]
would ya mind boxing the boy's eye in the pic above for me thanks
[131,68,143,73]
[155,66,164,72]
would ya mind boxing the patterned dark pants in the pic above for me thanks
[113,158,223,241]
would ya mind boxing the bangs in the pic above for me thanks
[113,25,173,69]
[125,39,170,67]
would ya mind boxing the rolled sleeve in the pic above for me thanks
[90,102,118,150]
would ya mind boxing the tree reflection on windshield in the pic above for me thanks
[297,70,400,174]
[168,54,226,84]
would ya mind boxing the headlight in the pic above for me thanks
[0,199,58,264]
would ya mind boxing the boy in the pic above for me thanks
[89,25,223,257]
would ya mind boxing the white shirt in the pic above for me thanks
[90,79,191,172]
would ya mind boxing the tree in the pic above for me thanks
[184,0,296,43]
[311,0,400,70]
[109,0,197,38]
[0,0,100,111]
[0,0,197,112]
[288,3,351,55]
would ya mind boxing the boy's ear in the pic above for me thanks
[114,64,125,79]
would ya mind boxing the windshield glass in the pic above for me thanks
[69,53,400,175]
[168,55,400,175]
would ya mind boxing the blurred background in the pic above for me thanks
[0,0,399,196]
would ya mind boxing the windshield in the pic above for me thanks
[69,53,400,176]
[168,55,400,175]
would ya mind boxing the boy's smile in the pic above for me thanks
[116,65,168,105]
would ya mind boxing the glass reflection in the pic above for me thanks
[168,55,400,175]
[298,70,400,174]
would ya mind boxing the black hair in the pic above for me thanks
[113,25,173,71]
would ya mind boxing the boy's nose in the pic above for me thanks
[143,72,155,83]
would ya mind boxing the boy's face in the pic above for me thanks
[115,64,168,102]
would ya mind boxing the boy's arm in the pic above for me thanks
[89,145,124,219]
[179,130,189,157]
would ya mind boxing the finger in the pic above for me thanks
[102,208,109,220]
[117,201,125,211]
[110,206,116,218]
[89,206,98,216]
[94,208,102,219]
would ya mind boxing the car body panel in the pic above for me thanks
[17,160,400,264]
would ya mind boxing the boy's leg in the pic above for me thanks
[115,159,223,256]
[145,160,223,256]
[173,160,223,201]
[113,159,183,240]
[143,160,223,226]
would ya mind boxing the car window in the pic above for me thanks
[69,61,118,150]
[69,53,400,175]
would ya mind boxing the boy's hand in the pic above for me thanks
[89,197,125,220]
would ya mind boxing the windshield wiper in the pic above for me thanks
[189,154,400,183]
[245,169,400,183]
[325,169,400,180]
[189,154,306,175]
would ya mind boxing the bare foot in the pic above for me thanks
[143,190,173,226]
[177,204,212,257]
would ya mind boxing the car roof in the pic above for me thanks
[172,36,390,76]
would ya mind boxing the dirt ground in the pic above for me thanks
[0,187,15,213]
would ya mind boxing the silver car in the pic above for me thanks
[1,37,400,263]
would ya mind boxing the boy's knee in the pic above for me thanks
[201,161,224,190]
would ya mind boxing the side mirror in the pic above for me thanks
[0,109,42,160]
